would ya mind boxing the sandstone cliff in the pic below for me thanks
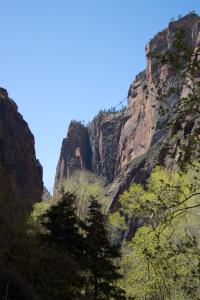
[54,14,200,211]
[88,111,124,182]
[109,13,200,211]
[0,88,43,219]
[54,121,92,196]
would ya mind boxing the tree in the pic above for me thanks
[62,170,108,220]
[36,193,126,299]
[113,165,200,299]
[28,200,51,234]
[83,198,125,300]
[39,192,84,257]
[37,192,85,299]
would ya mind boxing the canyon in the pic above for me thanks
[0,14,199,220]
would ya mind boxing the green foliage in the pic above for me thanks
[62,170,108,219]
[30,193,125,299]
[29,201,52,233]
[39,193,84,257]
[113,165,200,299]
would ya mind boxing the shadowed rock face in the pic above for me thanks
[54,14,200,211]
[0,88,43,216]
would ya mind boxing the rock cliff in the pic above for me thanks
[54,14,200,210]
[0,88,43,218]
[88,112,124,182]
[54,121,92,196]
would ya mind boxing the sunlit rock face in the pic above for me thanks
[109,14,200,212]
[0,88,43,217]
[88,112,124,182]
[54,113,124,197]
[54,121,92,196]
[54,14,200,212]
[118,13,200,171]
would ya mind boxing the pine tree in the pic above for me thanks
[39,192,83,256]
[38,192,85,299]
[83,198,125,300]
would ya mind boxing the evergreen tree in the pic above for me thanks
[83,198,125,300]
[39,192,83,256]
[38,192,85,299]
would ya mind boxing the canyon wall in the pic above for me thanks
[54,14,200,211]
[0,88,43,218]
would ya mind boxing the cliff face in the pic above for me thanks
[118,13,200,172]
[88,112,124,182]
[0,88,43,217]
[54,121,92,196]
[54,14,200,208]
[109,14,200,211]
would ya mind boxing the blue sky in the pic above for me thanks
[0,1,199,192]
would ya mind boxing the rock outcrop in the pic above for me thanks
[54,121,92,196]
[54,14,200,211]
[0,88,43,218]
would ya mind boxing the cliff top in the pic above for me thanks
[147,13,200,48]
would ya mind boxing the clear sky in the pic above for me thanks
[0,1,199,192]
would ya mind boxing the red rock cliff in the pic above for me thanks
[54,14,200,209]
[54,121,92,196]
[109,14,200,211]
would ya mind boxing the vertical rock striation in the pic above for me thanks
[109,14,200,211]
[88,112,124,182]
